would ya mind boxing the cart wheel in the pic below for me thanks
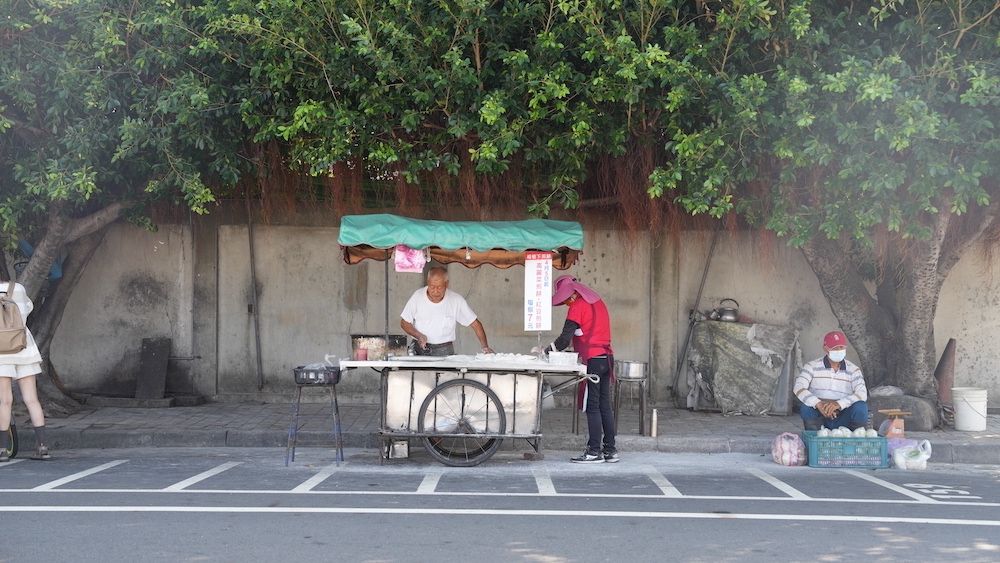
[6,417,17,459]
[418,379,506,467]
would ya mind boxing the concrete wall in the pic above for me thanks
[48,215,1000,406]
[47,225,193,396]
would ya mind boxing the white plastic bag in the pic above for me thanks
[891,440,932,470]
[541,381,556,410]
[906,440,932,470]
[771,432,807,466]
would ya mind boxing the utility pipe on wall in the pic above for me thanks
[247,205,265,391]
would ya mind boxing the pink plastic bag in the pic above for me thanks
[771,432,807,466]
[394,244,426,273]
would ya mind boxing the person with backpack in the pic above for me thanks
[0,269,50,461]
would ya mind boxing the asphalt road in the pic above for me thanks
[3,447,1000,562]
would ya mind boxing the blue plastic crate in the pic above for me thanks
[801,431,888,469]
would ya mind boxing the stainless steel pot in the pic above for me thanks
[350,334,408,361]
[615,360,647,380]
[716,298,739,322]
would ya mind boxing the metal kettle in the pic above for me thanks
[713,298,740,322]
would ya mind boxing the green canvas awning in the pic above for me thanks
[338,214,584,269]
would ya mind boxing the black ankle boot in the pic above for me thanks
[803,417,824,431]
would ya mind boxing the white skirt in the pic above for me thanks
[0,362,42,379]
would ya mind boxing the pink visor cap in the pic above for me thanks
[552,275,602,305]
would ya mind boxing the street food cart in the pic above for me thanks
[336,214,590,466]
[341,355,593,466]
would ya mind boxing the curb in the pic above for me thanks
[42,428,1000,465]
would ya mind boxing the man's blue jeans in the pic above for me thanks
[800,401,869,429]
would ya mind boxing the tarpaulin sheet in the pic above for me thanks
[685,321,800,416]
[338,214,584,270]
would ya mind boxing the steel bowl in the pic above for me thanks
[615,360,647,380]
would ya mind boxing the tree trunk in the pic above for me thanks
[800,196,1000,431]
[28,226,113,416]
[19,201,72,301]
[799,236,896,388]
[15,201,127,417]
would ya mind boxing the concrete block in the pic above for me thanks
[927,442,954,464]
[729,437,772,455]
[171,395,206,407]
[86,396,175,408]
[950,442,1000,465]
[76,429,155,449]
[152,429,227,447]
[225,429,285,448]
[657,436,730,454]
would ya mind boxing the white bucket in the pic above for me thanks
[952,387,988,432]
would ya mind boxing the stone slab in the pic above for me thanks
[135,337,171,400]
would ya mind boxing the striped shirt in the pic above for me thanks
[793,356,868,410]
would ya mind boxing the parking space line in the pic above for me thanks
[417,468,444,494]
[532,465,556,495]
[747,468,810,499]
[0,459,26,467]
[292,462,345,492]
[163,462,241,492]
[32,460,129,491]
[4,506,999,527]
[639,465,682,497]
[842,469,939,503]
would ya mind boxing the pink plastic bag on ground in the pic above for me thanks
[771,432,807,466]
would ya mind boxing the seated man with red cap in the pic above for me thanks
[793,330,869,431]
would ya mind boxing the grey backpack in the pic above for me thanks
[0,270,27,355]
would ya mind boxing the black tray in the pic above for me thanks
[293,366,341,385]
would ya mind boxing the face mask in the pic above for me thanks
[828,349,847,363]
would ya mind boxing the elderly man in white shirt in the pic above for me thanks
[793,331,869,431]
[400,267,492,356]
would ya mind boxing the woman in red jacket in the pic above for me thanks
[542,276,616,463]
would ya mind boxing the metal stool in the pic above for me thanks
[613,376,648,436]
[286,367,344,466]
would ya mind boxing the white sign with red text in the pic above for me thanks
[524,252,552,331]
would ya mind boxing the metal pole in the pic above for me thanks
[671,224,722,394]
[384,251,390,340]
[247,207,265,391]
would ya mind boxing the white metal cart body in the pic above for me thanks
[341,356,589,466]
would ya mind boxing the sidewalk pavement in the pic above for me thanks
[33,397,1000,465]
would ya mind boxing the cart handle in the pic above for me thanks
[543,373,600,399]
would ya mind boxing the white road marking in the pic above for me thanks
[292,462,346,492]
[639,465,682,497]
[162,462,241,491]
[747,468,810,500]
[842,469,939,503]
[0,459,26,466]
[32,461,128,491]
[532,465,556,495]
[1,488,998,507]
[417,468,443,494]
[1,505,999,527]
